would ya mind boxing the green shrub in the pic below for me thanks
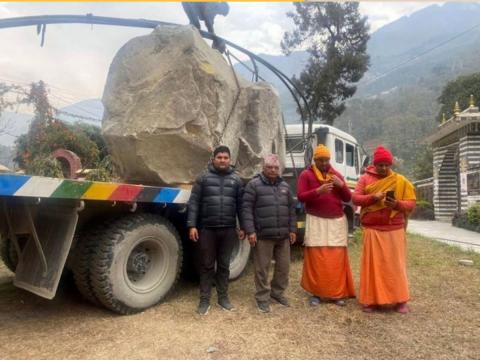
[416,200,433,210]
[27,156,63,178]
[452,206,480,233]
[466,204,480,226]
[411,200,435,220]
[85,155,116,182]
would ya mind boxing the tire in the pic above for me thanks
[72,228,101,305]
[228,237,251,280]
[0,235,18,273]
[88,214,183,315]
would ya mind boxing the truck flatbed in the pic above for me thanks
[0,173,191,204]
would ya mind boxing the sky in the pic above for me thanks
[0,2,439,111]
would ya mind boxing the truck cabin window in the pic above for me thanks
[346,143,354,167]
[335,139,344,164]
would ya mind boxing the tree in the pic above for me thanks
[0,82,25,136]
[281,2,370,125]
[437,72,480,121]
[412,146,433,180]
[14,81,104,177]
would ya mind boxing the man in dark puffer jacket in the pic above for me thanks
[242,154,296,313]
[187,145,245,315]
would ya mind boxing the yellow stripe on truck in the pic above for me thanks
[82,182,118,200]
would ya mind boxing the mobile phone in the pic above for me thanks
[386,190,395,200]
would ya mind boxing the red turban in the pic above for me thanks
[373,146,393,165]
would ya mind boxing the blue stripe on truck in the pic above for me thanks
[0,174,31,196]
[154,188,180,203]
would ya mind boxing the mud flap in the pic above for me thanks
[6,201,80,299]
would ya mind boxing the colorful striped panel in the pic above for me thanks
[14,176,63,198]
[154,188,180,203]
[136,187,162,203]
[0,174,191,205]
[51,180,92,199]
[108,184,143,202]
[172,188,191,204]
[0,174,30,196]
[81,182,118,200]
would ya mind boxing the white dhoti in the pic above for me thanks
[303,214,348,247]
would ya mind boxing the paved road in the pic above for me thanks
[408,220,480,253]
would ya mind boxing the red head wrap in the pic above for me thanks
[373,146,393,165]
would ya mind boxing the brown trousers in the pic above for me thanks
[253,238,290,303]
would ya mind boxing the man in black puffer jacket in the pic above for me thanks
[187,145,245,315]
[242,154,296,313]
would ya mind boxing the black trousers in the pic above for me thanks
[198,227,237,301]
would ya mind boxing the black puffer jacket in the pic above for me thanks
[187,164,243,229]
[242,173,296,240]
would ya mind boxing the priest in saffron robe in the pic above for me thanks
[297,144,355,306]
[352,146,416,314]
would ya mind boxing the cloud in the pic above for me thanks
[0,2,294,104]
[215,3,293,55]
[0,2,440,108]
[359,2,438,32]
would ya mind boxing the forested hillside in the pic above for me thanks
[235,3,480,179]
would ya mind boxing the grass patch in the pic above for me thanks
[0,234,478,359]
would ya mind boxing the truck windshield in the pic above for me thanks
[316,130,327,145]
[286,136,304,153]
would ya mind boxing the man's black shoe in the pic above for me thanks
[257,301,271,313]
[218,297,235,311]
[197,300,211,315]
[271,295,290,307]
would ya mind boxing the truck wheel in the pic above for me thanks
[0,235,18,273]
[228,237,251,280]
[89,214,182,314]
[72,229,101,305]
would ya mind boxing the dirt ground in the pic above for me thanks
[0,234,479,360]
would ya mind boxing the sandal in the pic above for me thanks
[309,296,321,306]
[395,302,410,314]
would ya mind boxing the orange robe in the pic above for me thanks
[301,247,356,299]
[352,166,416,305]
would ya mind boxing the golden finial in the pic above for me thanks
[454,101,460,115]
[442,113,446,123]
[469,94,475,108]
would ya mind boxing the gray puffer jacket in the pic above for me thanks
[242,173,296,240]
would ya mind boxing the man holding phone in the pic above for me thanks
[352,146,416,314]
[297,144,355,307]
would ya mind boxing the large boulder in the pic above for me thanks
[102,25,284,186]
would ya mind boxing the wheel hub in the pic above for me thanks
[127,246,152,282]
